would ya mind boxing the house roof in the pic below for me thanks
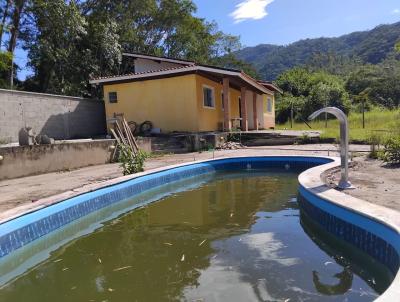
[90,53,277,95]
[122,52,196,66]
[257,81,283,94]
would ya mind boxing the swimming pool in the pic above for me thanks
[0,157,398,301]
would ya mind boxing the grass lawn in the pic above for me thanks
[276,109,400,142]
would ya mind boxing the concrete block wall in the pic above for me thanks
[0,89,106,143]
[0,138,152,180]
[0,140,115,180]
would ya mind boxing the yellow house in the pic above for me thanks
[90,53,281,133]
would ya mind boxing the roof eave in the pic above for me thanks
[257,81,283,94]
[239,74,274,95]
[195,66,273,95]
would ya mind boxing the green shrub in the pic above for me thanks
[118,144,148,175]
[228,132,240,143]
[381,136,400,164]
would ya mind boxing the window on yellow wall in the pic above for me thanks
[109,92,118,103]
[203,86,215,108]
[221,92,224,110]
[267,97,273,113]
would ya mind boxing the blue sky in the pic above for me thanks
[193,0,400,46]
[14,0,400,80]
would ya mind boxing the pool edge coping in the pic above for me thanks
[1,154,399,301]
[298,159,400,302]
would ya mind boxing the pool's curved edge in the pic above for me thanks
[298,159,400,301]
[1,155,399,301]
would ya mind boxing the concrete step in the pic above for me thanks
[150,136,189,153]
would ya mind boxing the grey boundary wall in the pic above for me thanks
[0,89,106,143]
[0,138,152,180]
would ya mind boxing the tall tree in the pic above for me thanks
[7,0,25,54]
[8,0,27,88]
[22,0,241,96]
[0,0,12,47]
[23,0,89,94]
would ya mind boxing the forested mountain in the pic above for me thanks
[235,22,400,80]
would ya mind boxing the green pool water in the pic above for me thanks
[0,171,393,302]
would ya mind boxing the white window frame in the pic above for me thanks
[202,85,215,109]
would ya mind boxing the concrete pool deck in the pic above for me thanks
[1,143,398,223]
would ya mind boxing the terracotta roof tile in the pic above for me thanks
[91,65,193,81]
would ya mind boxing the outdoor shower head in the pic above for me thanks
[308,108,325,121]
[308,107,348,124]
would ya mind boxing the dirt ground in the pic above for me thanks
[324,157,400,212]
[3,144,398,222]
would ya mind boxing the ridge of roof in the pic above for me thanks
[196,63,241,73]
[91,65,193,81]
[122,52,196,65]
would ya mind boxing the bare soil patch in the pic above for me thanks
[324,157,400,211]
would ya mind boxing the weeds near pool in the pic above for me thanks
[118,143,148,175]
[228,131,241,143]
[381,136,400,165]
[367,132,382,159]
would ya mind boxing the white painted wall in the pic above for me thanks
[134,58,186,73]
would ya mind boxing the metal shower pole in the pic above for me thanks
[308,107,353,189]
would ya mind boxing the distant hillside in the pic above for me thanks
[235,22,400,80]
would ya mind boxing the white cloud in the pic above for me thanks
[392,8,400,14]
[241,233,299,266]
[230,0,274,23]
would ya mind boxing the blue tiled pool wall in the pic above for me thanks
[0,156,332,259]
[298,186,400,276]
[211,156,330,172]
